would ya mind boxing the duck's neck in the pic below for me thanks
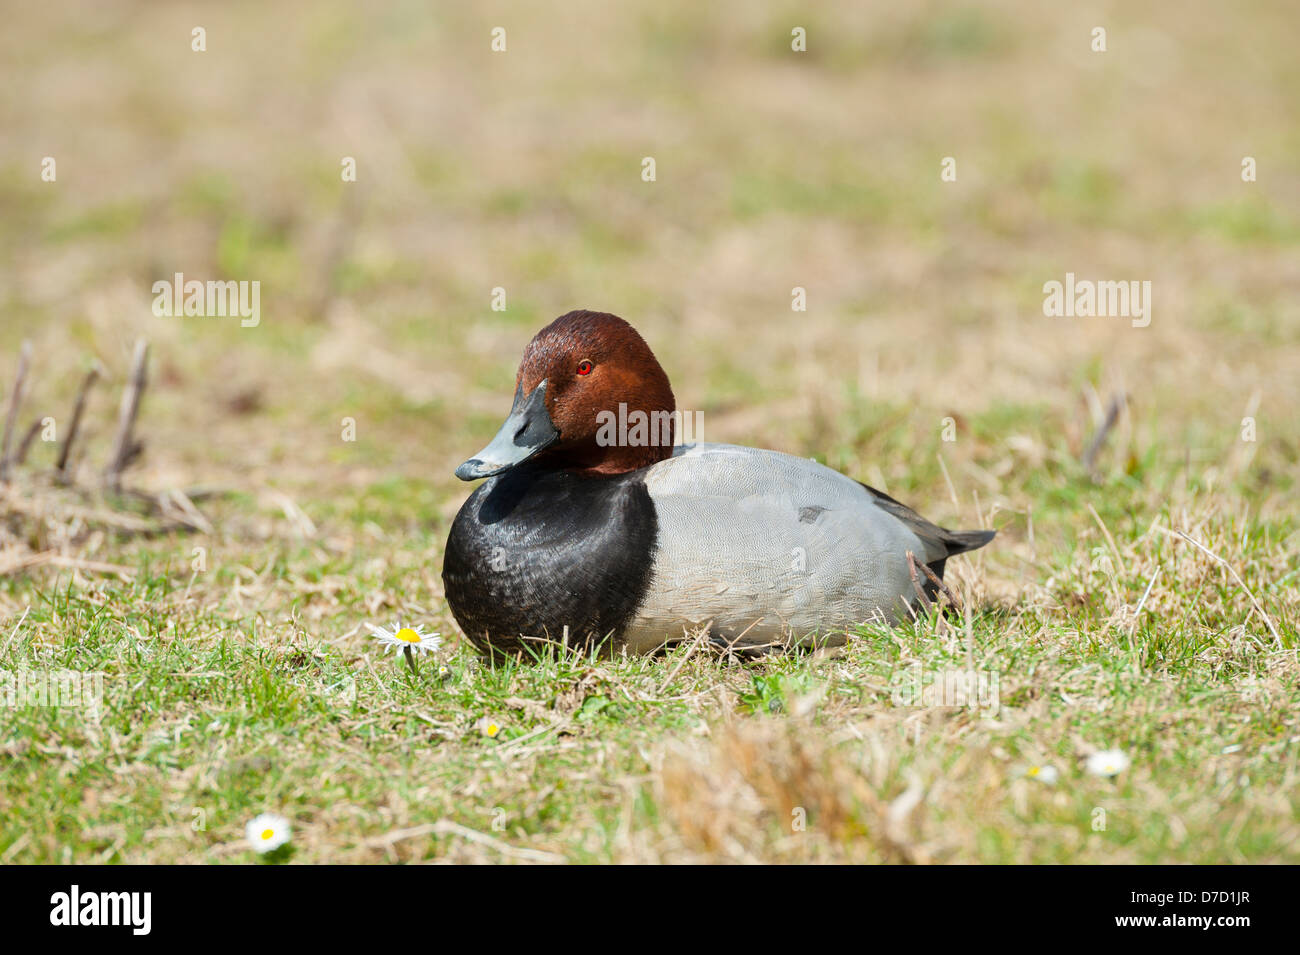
[547,433,675,476]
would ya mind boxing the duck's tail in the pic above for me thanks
[919,529,994,604]
[938,527,996,557]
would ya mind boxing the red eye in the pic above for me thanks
[577,359,593,376]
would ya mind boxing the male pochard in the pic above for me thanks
[443,310,994,656]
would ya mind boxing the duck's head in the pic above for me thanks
[456,310,677,480]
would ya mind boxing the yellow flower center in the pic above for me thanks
[487,723,500,736]
[261,829,275,841]
[1027,767,1040,776]
[395,628,421,643]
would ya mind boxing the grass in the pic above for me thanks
[2,432,1295,863]
[1,0,1299,863]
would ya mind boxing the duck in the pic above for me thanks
[442,310,994,657]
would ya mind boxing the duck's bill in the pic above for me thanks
[455,380,560,481]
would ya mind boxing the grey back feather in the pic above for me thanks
[619,443,993,652]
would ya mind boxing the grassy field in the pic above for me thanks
[1,0,1298,863]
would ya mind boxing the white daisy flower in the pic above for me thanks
[1024,764,1059,785]
[365,621,442,656]
[1086,749,1131,777]
[245,813,292,853]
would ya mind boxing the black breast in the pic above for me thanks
[442,466,658,656]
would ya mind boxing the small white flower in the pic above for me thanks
[1024,764,1059,785]
[1086,749,1131,777]
[245,813,292,853]
[366,620,442,655]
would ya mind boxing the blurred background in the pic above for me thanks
[1,0,1297,560]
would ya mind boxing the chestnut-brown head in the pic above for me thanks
[455,310,677,479]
